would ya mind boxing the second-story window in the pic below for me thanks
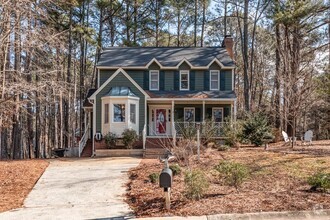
[180,70,189,90]
[149,70,159,90]
[210,70,220,90]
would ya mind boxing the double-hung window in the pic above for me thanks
[180,70,189,90]
[113,104,125,122]
[149,70,159,90]
[210,70,220,90]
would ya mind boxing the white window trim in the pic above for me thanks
[112,103,126,123]
[184,107,195,122]
[212,107,224,122]
[130,103,136,124]
[149,70,159,91]
[180,70,190,91]
[210,70,220,91]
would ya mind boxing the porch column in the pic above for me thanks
[202,100,205,122]
[234,100,237,122]
[171,100,176,146]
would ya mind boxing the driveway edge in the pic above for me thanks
[137,209,330,220]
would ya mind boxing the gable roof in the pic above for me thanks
[97,47,234,69]
[89,68,150,100]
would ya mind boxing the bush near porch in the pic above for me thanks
[126,140,330,217]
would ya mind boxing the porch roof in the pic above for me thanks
[83,88,96,107]
[145,90,236,99]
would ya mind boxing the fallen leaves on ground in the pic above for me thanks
[0,160,49,213]
[126,140,330,217]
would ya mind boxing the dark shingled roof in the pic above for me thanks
[146,90,236,99]
[97,47,234,67]
[83,88,96,107]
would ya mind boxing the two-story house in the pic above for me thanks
[81,36,236,157]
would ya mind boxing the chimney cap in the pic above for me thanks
[225,34,232,38]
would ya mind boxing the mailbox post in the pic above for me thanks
[159,152,173,210]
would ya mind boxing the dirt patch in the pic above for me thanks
[0,160,49,212]
[126,140,330,217]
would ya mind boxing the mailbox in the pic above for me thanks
[159,168,172,188]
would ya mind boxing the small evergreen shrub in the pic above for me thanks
[222,119,243,148]
[217,145,230,151]
[308,172,330,192]
[122,129,138,149]
[215,160,249,190]
[148,173,159,184]
[184,169,209,200]
[169,164,182,176]
[104,132,117,148]
[241,113,273,146]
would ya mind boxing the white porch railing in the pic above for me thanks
[78,123,90,157]
[174,122,227,138]
[142,124,147,149]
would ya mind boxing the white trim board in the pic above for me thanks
[89,68,150,100]
[97,57,235,70]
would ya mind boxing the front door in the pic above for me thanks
[155,109,167,134]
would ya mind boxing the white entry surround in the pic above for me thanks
[148,105,172,136]
[101,96,139,136]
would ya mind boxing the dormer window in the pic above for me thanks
[149,70,159,90]
[210,70,220,90]
[180,70,189,90]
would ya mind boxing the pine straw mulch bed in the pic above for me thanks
[0,160,49,213]
[126,141,330,217]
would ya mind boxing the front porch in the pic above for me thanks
[146,99,236,139]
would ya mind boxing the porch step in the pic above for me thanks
[81,140,93,157]
[146,137,173,149]
[95,149,144,157]
[144,148,167,158]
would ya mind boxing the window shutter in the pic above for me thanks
[220,71,225,91]
[206,108,212,119]
[174,71,179,90]
[144,71,149,90]
[160,71,165,90]
[190,71,195,90]
[175,108,184,120]
[224,107,230,118]
[195,107,201,122]
[204,71,209,90]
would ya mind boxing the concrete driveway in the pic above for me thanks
[0,157,141,220]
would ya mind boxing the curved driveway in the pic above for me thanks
[0,157,141,220]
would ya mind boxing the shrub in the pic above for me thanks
[172,139,196,167]
[222,119,243,148]
[122,129,138,149]
[184,169,209,200]
[169,164,182,176]
[308,172,330,192]
[104,132,117,148]
[241,113,273,146]
[217,144,230,151]
[215,160,249,190]
[148,173,159,184]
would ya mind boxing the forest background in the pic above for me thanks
[0,0,329,159]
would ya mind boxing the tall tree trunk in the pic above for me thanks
[194,0,197,47]
[274,0,281,134]
[243,0,250,111]
[200,0,206,47]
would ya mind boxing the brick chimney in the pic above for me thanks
[222,35,234,60]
